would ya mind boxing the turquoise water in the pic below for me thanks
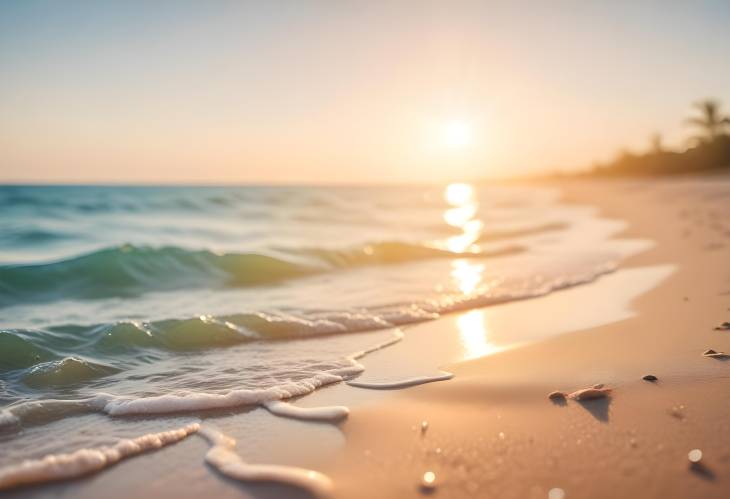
[0,183,624,469]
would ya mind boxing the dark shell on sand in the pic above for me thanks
[703,349,729,358]
[642,374,658,381]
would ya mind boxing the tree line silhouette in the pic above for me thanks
[584,99,730,177]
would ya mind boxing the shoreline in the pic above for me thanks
[315,175,730,498]
[2,175,729,498]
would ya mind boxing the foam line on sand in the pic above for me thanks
[347,371,454,389]
[0,423,200,491]
[199,426,333,497]
[263,400,349,421]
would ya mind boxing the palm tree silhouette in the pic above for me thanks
[649,132,663,154]
[685,99,730,144]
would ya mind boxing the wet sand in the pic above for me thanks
[317,175,730,498]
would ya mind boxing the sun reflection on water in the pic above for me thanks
[457,310,498,360]
[443,182,483,253]
[445,183,474,206]
[450,259,484,294]
[443,203,477,227]
[442,183,487,297]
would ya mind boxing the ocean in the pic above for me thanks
[0,183,630,481]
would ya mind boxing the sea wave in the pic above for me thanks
[0,330,405,430]
[20,358,121,388]
[0,308,435,373]
[1,227,74,246]
[477,221,568,242]
[0,242,523,307]
[0,252,616,381]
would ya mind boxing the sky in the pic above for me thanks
[1,0,730,184]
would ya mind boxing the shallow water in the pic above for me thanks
[0,183,636,478]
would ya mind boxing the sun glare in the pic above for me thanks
[456,310,498,360]
[443,183,483,253]
[443,121,473,148]
[444,182,474,206]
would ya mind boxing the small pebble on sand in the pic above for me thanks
[688,449,703,464]
[421,421,429,433]
[642,374,658,381]
[592,383,604,389]
[421,471,437,490]
[548,391,566,400]
[714,322,730,331]
[669,405,686,420]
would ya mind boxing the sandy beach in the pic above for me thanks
[3,4,730,498]
[306,175,730,498]
[1,177,729,499]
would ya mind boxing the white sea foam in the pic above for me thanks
[376,306,441,325]
[0,330,405,428]
[199,426,333,497]
[0,423,199,491]
[0,409,19,427]
[102,370,355,417]
[263,400,349,421]
[347,371,454,389]
[347,329,404,361]
[0,396,113,428]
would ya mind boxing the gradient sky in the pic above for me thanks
[2,0,730,184]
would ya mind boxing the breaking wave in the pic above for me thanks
[0,242,523,307]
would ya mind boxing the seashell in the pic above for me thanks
[548,391,566,400]
[568,387,611,401]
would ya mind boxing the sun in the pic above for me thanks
[443,121,473,148]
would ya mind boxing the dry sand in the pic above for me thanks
[317,175,730,498]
